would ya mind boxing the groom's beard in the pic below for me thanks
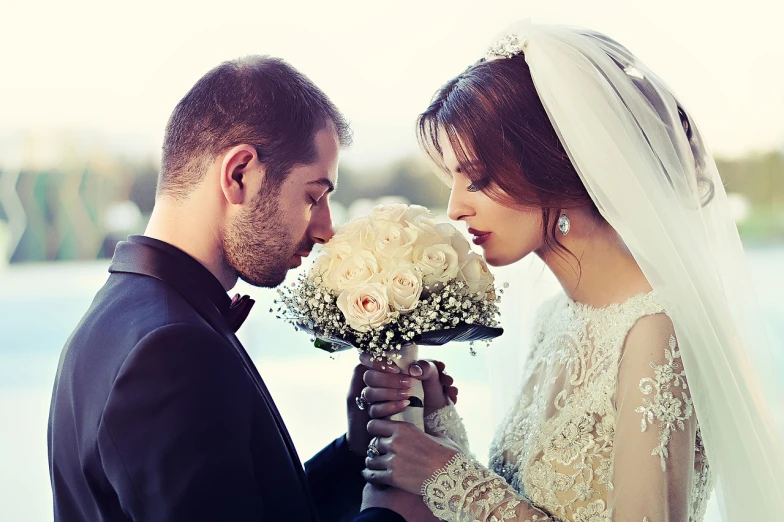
[223,188,295,288]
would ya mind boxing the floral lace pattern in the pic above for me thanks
[635,334,693,471]
[426,402,471,453]
[421,453,528,522]
[423,292,714,522]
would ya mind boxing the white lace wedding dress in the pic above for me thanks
[422,292,715,522]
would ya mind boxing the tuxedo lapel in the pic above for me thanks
[109,238,315,517]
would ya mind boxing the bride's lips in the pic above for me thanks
[467,228,492,246]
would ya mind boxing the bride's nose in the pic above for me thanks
[447,189,474,222]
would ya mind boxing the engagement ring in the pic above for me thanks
[366,437,380,458]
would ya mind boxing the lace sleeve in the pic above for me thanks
[421,454,553,522]
[610,313,698,521]
[424,402,470,453]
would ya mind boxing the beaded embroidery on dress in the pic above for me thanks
[421,292,715,522]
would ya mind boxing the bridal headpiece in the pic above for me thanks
[485,33,527,60]
[486,27,646,84]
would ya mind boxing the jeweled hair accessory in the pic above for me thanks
[486,33,527,60]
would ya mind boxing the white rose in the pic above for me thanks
[337,283,393,332]
[384,265,423,312]
[434,222,473,264]
[330,217,375,252]
[403,205,435,223]
[406,218,445,252]
[328,252,380,291]
[414,243,460,287]
[322,239,353,260]
[374,220,419,263]
[459,252,495,300]
[370,203,409,223]
[309,252,341,282]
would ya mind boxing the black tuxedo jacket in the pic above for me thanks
[48,236,402,522]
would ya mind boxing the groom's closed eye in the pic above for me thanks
[308,190,329,206]
[306,178,336,194]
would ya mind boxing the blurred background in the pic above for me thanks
[1,1,782,520]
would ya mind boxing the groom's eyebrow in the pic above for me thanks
[307,178,336,193]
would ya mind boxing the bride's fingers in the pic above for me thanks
[368,400,410,419]
[364,454,390,471]
[362,468,393,487]
[359,353,400,373]
[367,419,402,438]
[446,385,458,405]
[364,369,412,390]
[363,385,413,404]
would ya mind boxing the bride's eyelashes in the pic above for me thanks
[467,179,489,192]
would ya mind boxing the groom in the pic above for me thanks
[47,56,429,521]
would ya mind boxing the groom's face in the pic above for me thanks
[224,127,339,287]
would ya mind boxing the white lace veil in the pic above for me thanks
[486,22,784,520]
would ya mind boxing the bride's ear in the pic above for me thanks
[219,144,263,205]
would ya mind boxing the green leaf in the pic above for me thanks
[314,338,334,351]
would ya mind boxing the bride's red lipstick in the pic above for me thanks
[468,228,492,246]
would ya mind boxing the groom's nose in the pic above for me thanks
[312,225,334,244]
[310,204,335,244]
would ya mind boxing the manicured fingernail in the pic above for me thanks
[398,389,412,398]
[400,400,410,408]
[400,378,412,387]
[409,364,423,377]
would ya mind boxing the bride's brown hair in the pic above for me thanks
[417,54,601,261]
[417,52,713,262]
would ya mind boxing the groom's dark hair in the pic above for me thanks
[159,55,352,199]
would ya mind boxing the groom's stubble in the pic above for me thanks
[222,181,305,288]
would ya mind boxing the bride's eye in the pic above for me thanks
[467,179,488,193]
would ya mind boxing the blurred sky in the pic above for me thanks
[2,0,783,168]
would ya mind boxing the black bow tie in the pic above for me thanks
[225,293,255,332]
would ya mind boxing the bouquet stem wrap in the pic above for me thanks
[387,343,425,431]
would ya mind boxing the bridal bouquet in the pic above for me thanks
[276,203,503,365]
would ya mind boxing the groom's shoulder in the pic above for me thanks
[61,272,225,377]
[123,322,239,376]
[85,271,206,337]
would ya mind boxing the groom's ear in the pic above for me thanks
[219,144,263,205]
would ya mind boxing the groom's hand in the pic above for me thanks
[347,363,373,456]
[360,484,439,522]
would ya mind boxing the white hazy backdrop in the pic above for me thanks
[1,0,783,168]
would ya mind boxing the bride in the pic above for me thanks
[358,22,784,521]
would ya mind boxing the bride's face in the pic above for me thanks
[442,139,544,267]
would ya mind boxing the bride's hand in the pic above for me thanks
[358,354,458,419]
[363,419,461,495]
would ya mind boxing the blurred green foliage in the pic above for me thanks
[719,151,784,245]
[0,150,781,263]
